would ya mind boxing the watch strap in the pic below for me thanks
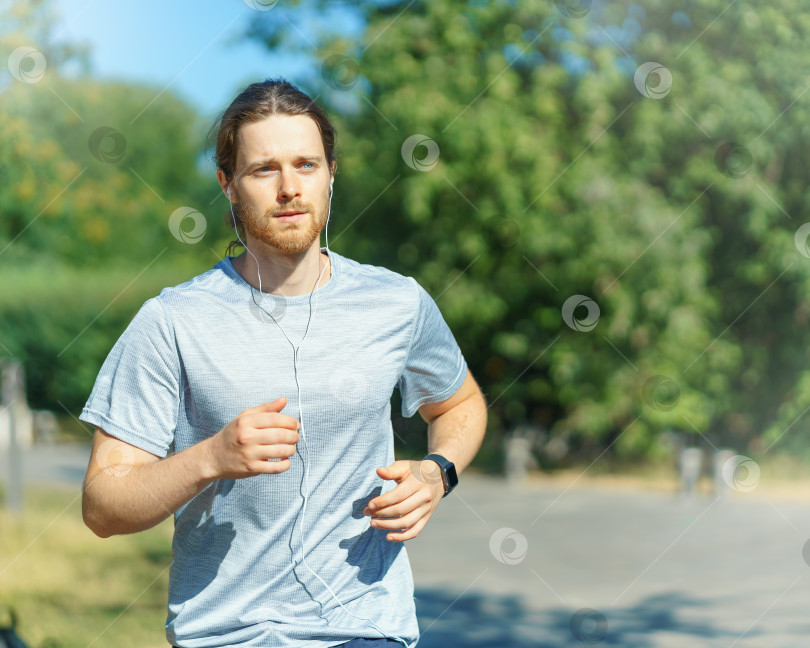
[423,453,459,497]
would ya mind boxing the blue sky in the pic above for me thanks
[49,0,361,121]
[44,1,653,122]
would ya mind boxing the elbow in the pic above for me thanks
[89,525,113,539]
[82,491,115,538]
[83,514,113,539]
[83,507,112,538]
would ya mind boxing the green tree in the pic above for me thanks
[0,0,233,414]
[242,0,810,467]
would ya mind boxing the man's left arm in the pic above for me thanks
[364,369,488,542]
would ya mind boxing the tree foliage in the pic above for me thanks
[0,1,231,413]
[244,0,810,463]
[6,0,810,467]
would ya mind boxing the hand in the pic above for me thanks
[363,459,446,542]
[203,397,300,479]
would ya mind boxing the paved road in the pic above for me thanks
[408,475,810,648]
[2,444,808,647]
[0,441,91,487]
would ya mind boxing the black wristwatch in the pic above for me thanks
[422,453,458,497]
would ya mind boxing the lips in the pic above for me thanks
[274,210,305,218]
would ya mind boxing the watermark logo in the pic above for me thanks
[88,126,127,164]
[95,438,135,477]
[8,46,47,84]
[243,0,277,9]
[634,62,672,99]
[489,527,528,565]
[562,295,600,332]
[408,459,444,488]
[801,539,810,568]
[249,292,287,324]
[168,207,207,244]
[554,0,592,18]
[794,223,810,258]
[322,54,360,90]
[641,375,680,411]
[714,142,752,178]
[570,608,608,644]
[721,455,760,492]
[329,366,370,404]
[488,216,521,248]
[401,134,440,172]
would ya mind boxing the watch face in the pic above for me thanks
[446,463,458,489]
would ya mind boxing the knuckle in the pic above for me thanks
[271,458,291,472]
[274,445,293,458]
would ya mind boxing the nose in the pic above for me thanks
[278,169,301,202]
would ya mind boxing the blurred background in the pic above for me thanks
[3,0,810,646]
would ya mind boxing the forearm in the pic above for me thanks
[82,437,218,538]
[427,391,488,475]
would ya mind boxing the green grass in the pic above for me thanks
[0,486,174,648]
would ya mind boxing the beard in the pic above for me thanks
[238,192,328,256]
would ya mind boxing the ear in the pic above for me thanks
[216,168,232,198]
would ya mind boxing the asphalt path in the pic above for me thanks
[408,475,810,648]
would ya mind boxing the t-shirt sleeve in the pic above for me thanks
[79,296,180,457]
[397,277,468,419]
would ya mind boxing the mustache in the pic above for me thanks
[267,204,309,217]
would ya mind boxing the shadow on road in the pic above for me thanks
[415,588,750,647]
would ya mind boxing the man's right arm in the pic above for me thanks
[82,397,300,538]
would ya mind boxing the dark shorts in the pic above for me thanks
[173,639,403,648]
[333,641,404,647]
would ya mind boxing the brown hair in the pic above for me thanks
[207,77,338,256]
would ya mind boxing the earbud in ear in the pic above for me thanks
[227,187,232,198]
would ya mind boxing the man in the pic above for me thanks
[80,78,487,648]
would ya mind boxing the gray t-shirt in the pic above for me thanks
[79,248,468,648]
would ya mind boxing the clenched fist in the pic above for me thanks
[203,397,300,479]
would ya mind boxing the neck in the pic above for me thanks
[233,241,330,297]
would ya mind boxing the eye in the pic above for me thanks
[301,162,315,169]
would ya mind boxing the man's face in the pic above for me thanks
[231,114,333,256]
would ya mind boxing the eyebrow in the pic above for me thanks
[246,155,325,168]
